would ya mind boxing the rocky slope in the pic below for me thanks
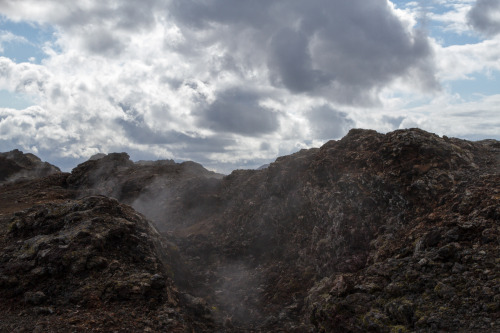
[0,128,498,332]
[0,154,218,331]
[0,149,60,183]
[0,193,214,331]
[66,152,223,231]
[159,128,499,331]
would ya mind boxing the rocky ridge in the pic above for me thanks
[0,128,498,332]
[0,149,60,183]
[160,128,499,331]
[66,152,223,231]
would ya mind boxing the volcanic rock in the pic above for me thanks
[0,149,60,183]
[0,128,499,332]
[66,152,223,230]
[159,128,500,331]
[0,195,214,331]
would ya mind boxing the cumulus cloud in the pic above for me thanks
[468,0,500,36]
[0,1,160,32]
[197,89,280,136]
[0,56,50,95]
[434,38,500,81]
[170,0,438,104]
[308,106,354,140]
[1,0,486,173]
[267,28,327,94]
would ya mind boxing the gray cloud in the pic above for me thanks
[382,115,405,129]
[117,116,234,153]
[260,142,271,151]
[267,28,329,93]
[308,105,354,140]
[468,0,500,36]
[0,0,463,174]
[0,0,162,55]
[113,1,159,31]
[116,104,236,154]
[170,0,438,105]
[84,30,125,56]
[52,0,160,32]
[197,89,280,136]
[2,1,439,101]
[169,0,272,29]
[297,0,437,102]
[117,116,173,145]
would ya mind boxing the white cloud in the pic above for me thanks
[434,37,500,81]
[399,93,500,139]
[0,30,29,53]
[430,1,475,35]
[0,0,498,173]
[352,91,500,141]
[0,57,50,96]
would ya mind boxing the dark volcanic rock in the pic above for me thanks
[1,128,499,332]
[160,128,500,331]
[66,152,223,231]
[0,149,60,183]
[0,195,213,332]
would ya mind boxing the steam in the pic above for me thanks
[131,175,175,230]
[65,152,294,328]
[3,165,57,183]
[0,149,60,184]
[68,152,133,199]
[212,262,264,326]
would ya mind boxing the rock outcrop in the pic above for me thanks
[66,152,223,230]
[0,149,60,183]
[0,195,213,332]
[0,128,498,332]
[158,128,500,331]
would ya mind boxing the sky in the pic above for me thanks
[0,0,499,173]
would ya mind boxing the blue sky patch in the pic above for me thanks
[0,16,56,63]
[446,71,500,101]
[0,89,35,109]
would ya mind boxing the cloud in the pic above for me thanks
[84,30,125,56]
[0,56,50,95]
[426,1,476,36]
[381,115,405,129]
[2,0,494,174]
[267,28,329,93]
[0,0,162,57]
[0,30,28,53]
[0,1,159,32]
[308,105,354,140]
[468,0,500,36]
[170,0,438,104]
[169,0,271,29]
[116,114,236,153]
[377,92,500,141]
[434,38,500,81]
[0,106,72,152]
[197,89,280,136]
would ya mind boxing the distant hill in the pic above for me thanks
[0,149,60,183]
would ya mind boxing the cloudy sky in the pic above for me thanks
[0,0,499,173]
